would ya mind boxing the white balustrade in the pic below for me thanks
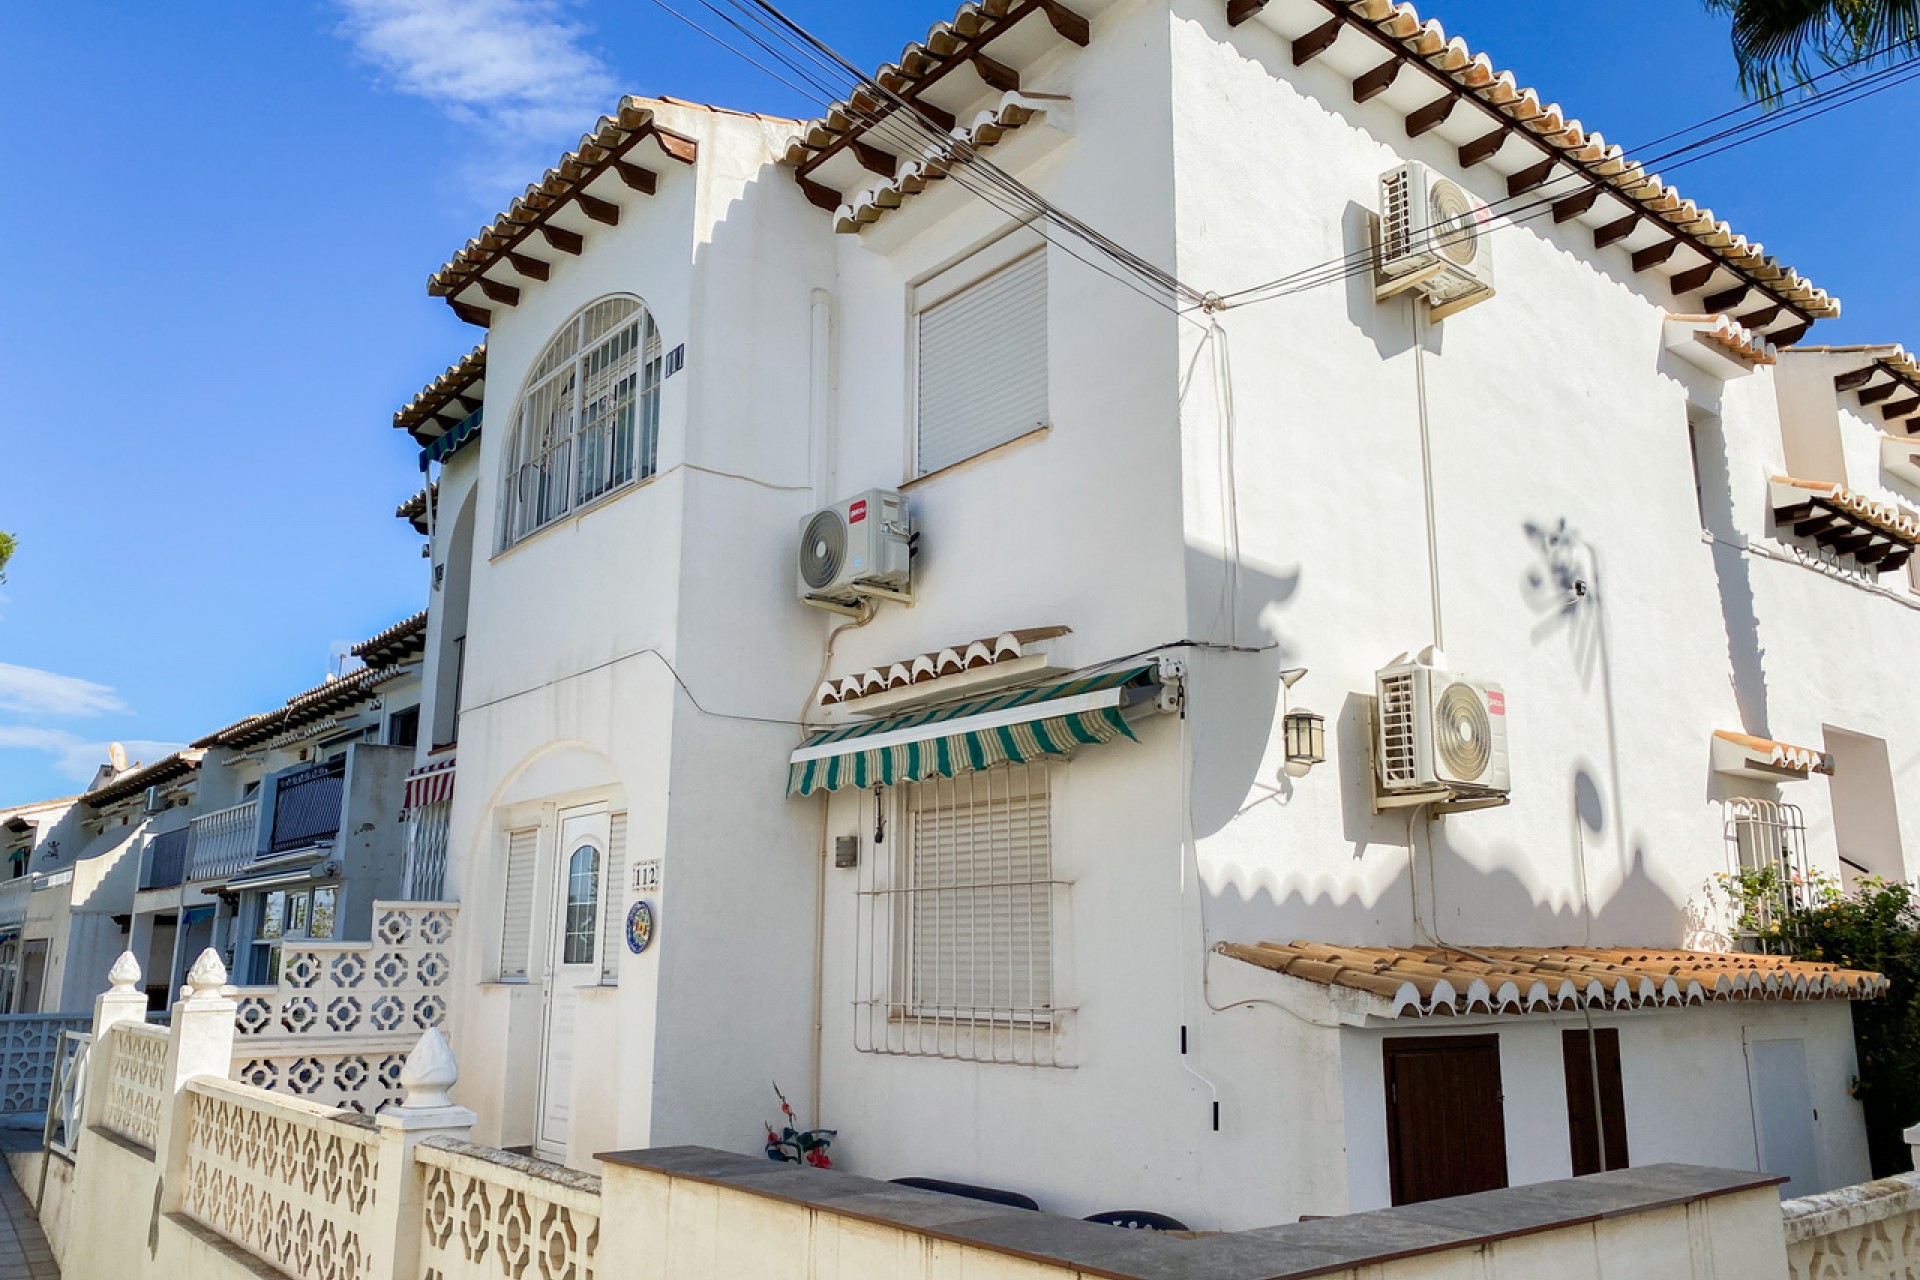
[100,1021,170,1151]
[1784,1173,1920,1279]
[416,1138,603,1280]
[187,799,260,881]
[231,901,458,1114]
[179,1076,381,1280]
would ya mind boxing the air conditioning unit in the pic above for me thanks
[1374,657,1510,807]
[1375,161,1495,320]
[798,489,913,614]
[143,785,167,814]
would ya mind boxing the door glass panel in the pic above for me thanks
[310,887,337,939]
[563,844,599,965]
[287,891,310,936]
[257,892,286,940]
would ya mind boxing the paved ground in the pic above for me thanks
[0,1156,56,1279]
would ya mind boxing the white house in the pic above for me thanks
[398,0,1917,1229]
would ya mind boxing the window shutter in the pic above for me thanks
[905,768,1051,1014]
[499,828,539,980]
[916,250,1048,475]
[601,813,627,982]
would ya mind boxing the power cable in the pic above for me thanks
[1206,49,1920,311]
[649,0,1215,323]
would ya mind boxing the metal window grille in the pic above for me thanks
[499,828,539,980]
[854,763,1072,1067]
[502,297,663,547]
[1725,798,1809,942]
[403,800,452,901]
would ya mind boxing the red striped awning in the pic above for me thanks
[404,757,456,810]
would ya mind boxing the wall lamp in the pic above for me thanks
[1278,668,1324,778]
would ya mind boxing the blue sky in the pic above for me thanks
[0,0,1913,806]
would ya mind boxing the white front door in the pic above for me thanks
[535,806,608,1162]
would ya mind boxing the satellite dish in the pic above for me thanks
[108,742,128,772]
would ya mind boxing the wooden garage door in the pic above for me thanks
[1384,1034,1510,1205]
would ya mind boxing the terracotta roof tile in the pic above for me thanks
[394,345,485,446]
[429,98,700,326]
[1219,941,1887,1017]
[83,749,205,809]
[350,611,429,667]
[818,626,1070,705]
[1771,475,1920,545]
[1229,0,1837,338]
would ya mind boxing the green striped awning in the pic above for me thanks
[787,665,1159,797]
[420,407,482,470]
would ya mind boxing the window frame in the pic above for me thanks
[498,295,665,551]
[907,229,1050,481]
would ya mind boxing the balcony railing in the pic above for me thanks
[186,800,259,882]
[140,828,189,891]
[268,760,346,854]
[0,876,28,931]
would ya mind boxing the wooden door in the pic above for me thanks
[1563,1028,1630,1175]
[1384,1034,1509,1205]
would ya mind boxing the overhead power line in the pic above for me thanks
[1206,47,1920,313]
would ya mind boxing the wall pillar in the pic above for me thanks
[365,1028,476,1280]
[81,951,149,1122]
[156,949,236,1213]
[1906,1121,1919,1171]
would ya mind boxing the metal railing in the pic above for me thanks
[186,800,259,882]
[403,800,452,902]
[42,1029,88,1161]
[1726,797,1810,944]
[268,760,347,853]
[140,827,188,891]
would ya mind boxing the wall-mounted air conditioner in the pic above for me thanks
[1375,161,1496,320]
[798,489,913,615]
[1373,656,1510,810]
[144,785,167,815]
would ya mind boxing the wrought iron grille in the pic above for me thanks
[269,760,347,854]
[854,763,1074,1067]
[1725,797,1810,943]
[141,827,189,890]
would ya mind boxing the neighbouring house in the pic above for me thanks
[0,794,86,1013]
[368,0,1918,1233]
[167,616,428,986]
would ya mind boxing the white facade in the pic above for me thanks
[409,0,1913,1230]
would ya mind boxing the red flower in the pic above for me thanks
[781,1102,794,1116]
[806,1149,831,1168]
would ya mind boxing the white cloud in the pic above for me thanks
[0,727,188,785]
[334,0,618,192]
[0,663,127,718]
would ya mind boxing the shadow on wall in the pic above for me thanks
[1202,794,1690,951]
[1180,542,1300,840]
[1689,403,1770,738]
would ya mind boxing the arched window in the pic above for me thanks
[501,296,663,546]
[562,843,600,965]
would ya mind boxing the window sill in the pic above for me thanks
[904,424,1051,491]
[490,472,659,563]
